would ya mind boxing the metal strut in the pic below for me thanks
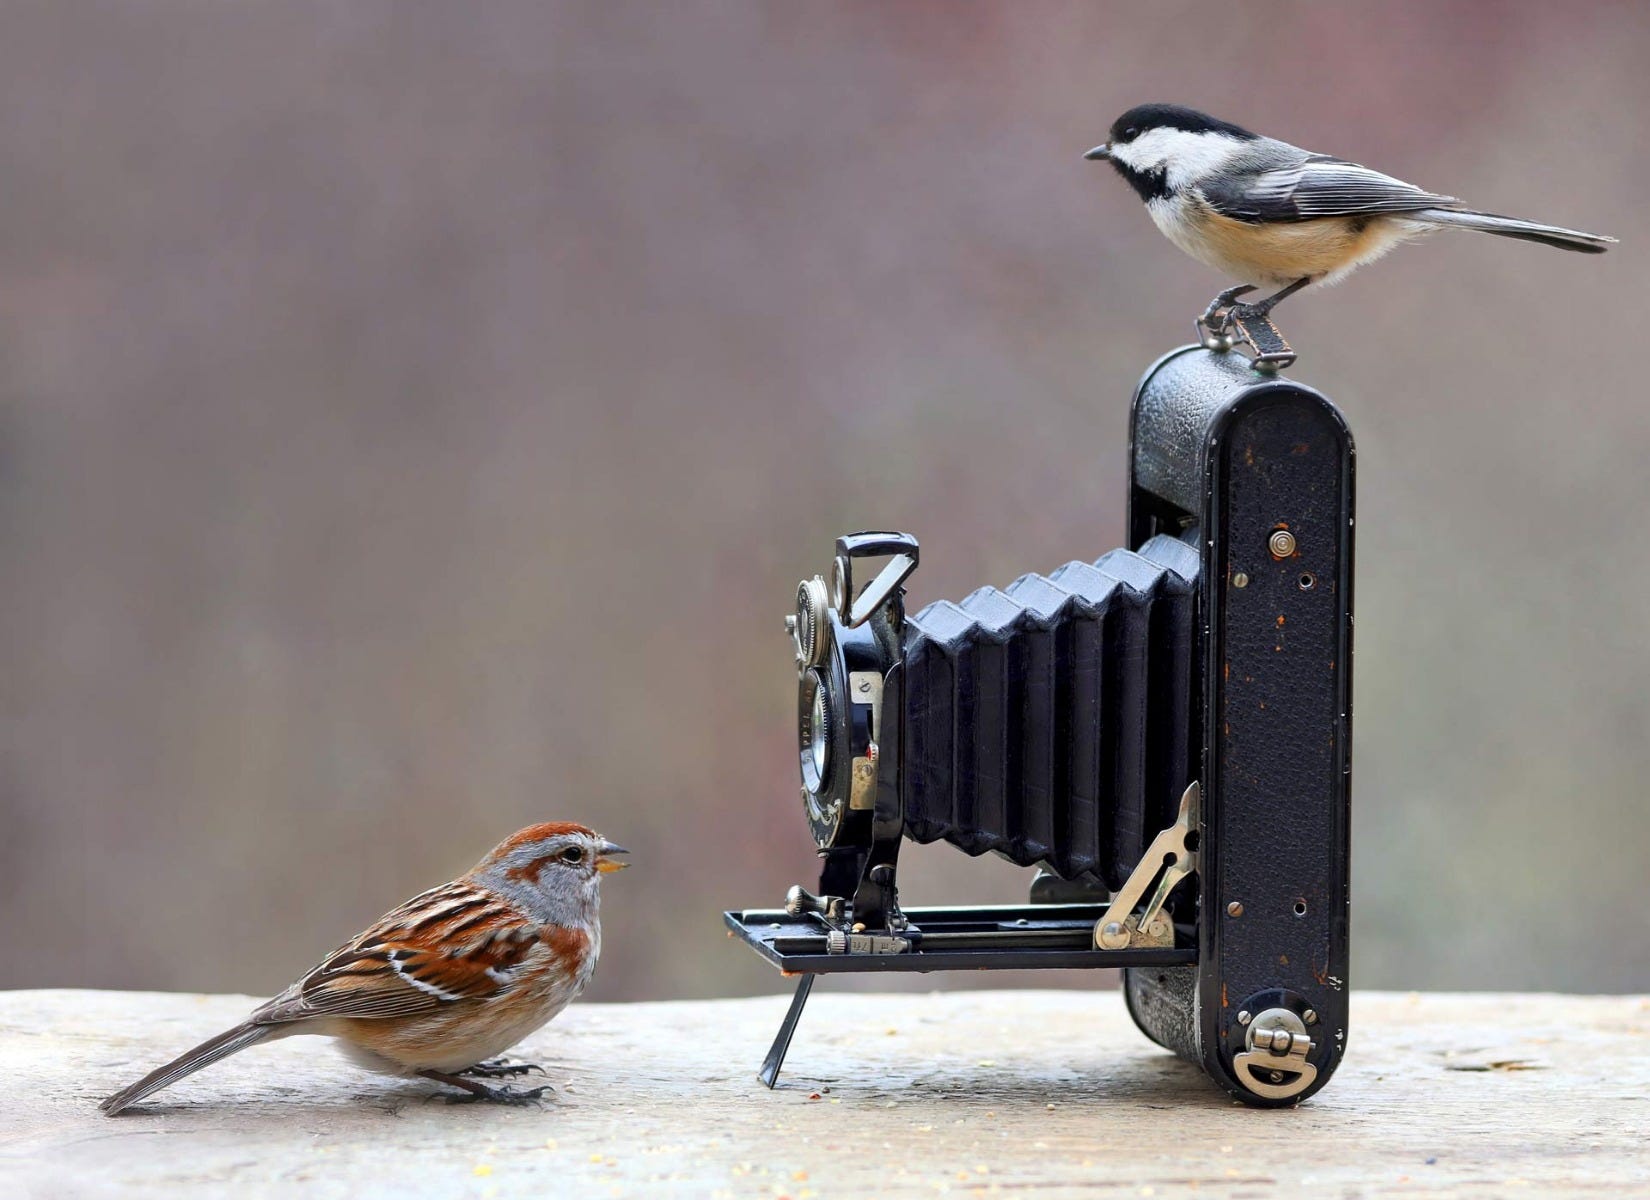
[757,974,816,1089]
[1094,781,1200,950]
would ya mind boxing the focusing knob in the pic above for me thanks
[793,577,829,668]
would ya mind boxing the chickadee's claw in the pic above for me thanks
[1201,285,1256,329]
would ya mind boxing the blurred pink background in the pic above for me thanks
[3,2,1646,1002]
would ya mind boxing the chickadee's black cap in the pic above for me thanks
[1107,104,1258,145]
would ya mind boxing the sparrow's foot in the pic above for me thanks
[443,1084,552,1107]
[420,1068,554,1105]
[462,1058,546,1079]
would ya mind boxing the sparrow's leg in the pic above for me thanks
[1200,284,1255,329]
[462,1058,546,1078]
[419,1068,552,1105]
[1227,277,1312,323]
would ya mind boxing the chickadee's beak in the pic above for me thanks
[1084,144,1111,161]
[595,840,630,873]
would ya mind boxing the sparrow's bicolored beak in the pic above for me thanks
[1083,144,1111,161]
[595,840,630,873]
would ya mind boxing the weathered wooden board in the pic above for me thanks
[2,989,1645,1197]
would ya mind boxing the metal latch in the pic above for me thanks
[1197,308,1297,372]
[1232,1008,1318,1100]
[825,929,910,955]
[1094,782,1199,950]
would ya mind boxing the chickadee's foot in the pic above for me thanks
[1200,285,1255,330]
[420,1068,554,1105]
[1232,276,1312,322]
[463,1058,545,1079]
[1227,299,1284,324]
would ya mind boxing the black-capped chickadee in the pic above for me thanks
[1086,104,1615,326]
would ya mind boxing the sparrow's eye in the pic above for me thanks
[560,847,585,865]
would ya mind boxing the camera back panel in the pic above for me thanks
[1125,346,1354,1104]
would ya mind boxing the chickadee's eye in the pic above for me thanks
[1124,126,1139,141]
[560,847,584,865]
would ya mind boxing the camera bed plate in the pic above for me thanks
[725,904,1196,974]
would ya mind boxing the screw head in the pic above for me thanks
[1232,572,1249,589]
[1098,921,1130,950]
[1237,1010,1252,1026]
[1269,1070,1285,1084]
[1269,529,1297,559]
[1227,901,1244,918]
[1303,1009,1318,1025]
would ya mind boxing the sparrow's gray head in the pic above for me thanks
[475,822,628,924]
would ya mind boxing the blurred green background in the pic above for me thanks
[3,2,1646,1003]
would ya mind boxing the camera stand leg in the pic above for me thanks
[757,974,817,1089]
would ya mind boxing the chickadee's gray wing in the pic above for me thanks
[1203,153,1457,224]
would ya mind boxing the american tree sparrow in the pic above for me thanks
[101,822,628,1114]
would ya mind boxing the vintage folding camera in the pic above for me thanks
[726,344,1355,1105]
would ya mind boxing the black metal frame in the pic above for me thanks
[724,903,1196,974]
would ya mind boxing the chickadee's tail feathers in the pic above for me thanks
[1413,207,1616,253]
[100,1021,273,1115]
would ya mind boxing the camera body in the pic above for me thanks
[727,345,1355,1105]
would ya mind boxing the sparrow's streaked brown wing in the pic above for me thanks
[253,881,542,1023]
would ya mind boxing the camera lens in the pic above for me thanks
[799,667,832,793]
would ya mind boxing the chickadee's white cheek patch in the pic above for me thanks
[1117,127,1247,189]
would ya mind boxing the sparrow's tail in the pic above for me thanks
[100,1021,274,1115]
[1412,207,1617,253]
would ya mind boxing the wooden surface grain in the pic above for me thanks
[2,988,1646,1198]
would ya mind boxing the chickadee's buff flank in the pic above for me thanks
[1086,104,1614,322]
